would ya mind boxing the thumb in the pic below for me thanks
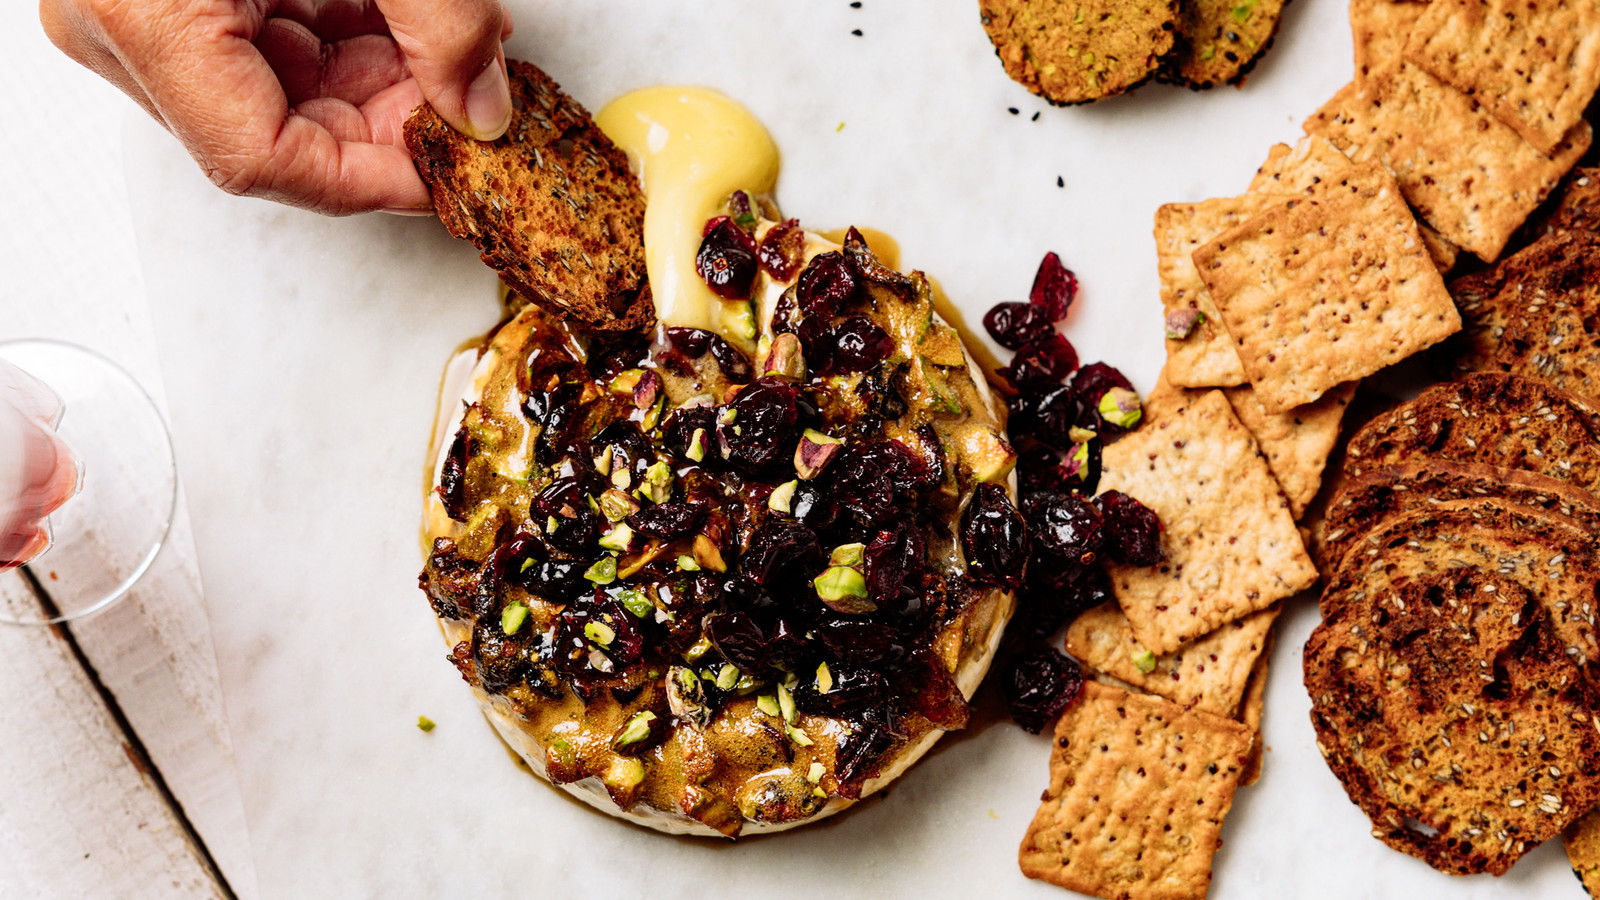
[375,0,511,141]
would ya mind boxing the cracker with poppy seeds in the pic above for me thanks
[1403,0,1600,155]
[1305,498,1600,875]
[1222,381,1356,520]
[1304,63,1591,262]
[1018,681,1254,900]
[1565,808,1600,898]
[1063,601,1279,719]
[1349,0,1427,85]
[978,0,1179,105]
[1098,389,1316,656]
[1160,0,1289,90]
[404,60,653,335]
[1194,160,1460,412]
[1155,195,1280,388]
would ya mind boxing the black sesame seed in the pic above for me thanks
[851,28,863,36]
[1008,107,1019,115]
[850,1,861,6]
[1056,176,1065,188]
[1031,111,1040,121]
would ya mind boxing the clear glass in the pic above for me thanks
[0,340,178,625]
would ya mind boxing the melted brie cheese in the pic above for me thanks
[596,87,779,332]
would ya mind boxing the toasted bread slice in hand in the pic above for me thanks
[405,60,653,335]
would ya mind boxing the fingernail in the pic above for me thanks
[465,60,511,141]
[381,207,435,217]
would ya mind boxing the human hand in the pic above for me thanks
[0,361,78,568]
[40,0,513,215]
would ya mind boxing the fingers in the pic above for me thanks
[373,0,510,140]
[256,18,408,107]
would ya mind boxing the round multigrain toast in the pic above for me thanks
[1306,498,1600,875]
[1315,460,1600,573]
[1159,0,1289,89]
[1342,373,1600,492]
[420,230,1019,838]
[978,0,1179,104]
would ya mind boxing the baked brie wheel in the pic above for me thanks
[421,227,1023,837]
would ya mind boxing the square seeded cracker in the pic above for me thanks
[1019,681,1255,900]
[1404,0,1600,155]
[1349,0,1428,85]
[1155,197,1277,388]
[1222,381,1356,519]
[1099,389,1317,656]
[1305,63,1591,262]
[1063,601,1279,719]
[1237,628,1273,787]
[1194,160,1460,413]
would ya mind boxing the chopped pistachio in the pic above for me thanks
[816,661,834,694]
[807,761,826,783]
[762,332,807,382]
[417,716,436,733]
[812,786,827,798]
[644,460,674,498]
[585,620,617,646]
[768,479,798,515]
[959,425,1017,483]
[733,674,760,695]
[545,515,559,533]
[548,736,576,767]
[829,542,866,568]
[1098,387,1143,429]
[599,488,640,522]
[610,466,632,490]
[612,711,658,751]
[725,301,758,343]
[686,427,708,462]
[500,600,529,636]
[518,557,536,574]
[787,724,815,747]
[1065,441,1094,483]
[718,407,738,425]
[676,554,702,572]
[605,756,646,789]
[777,683,798,725]
[618,588,653,619]
[1068,426,1098,444]
[920,357,966,415]
[584,557,617,585]
[756,694,781,717]
[641,393,667,432]
[1164,307,1206,340]
[599,523,635,552]
[667,667,714,729]
[680,392,716,410]
[632,369,662,410]
[608,368,645,395]
[795,429,844,480]
[728,190,759,228]
[716,664,740,691]
[815,566,873,614]
[692,535,728,572]
[1131,648,1158,675]
[682,634,713,663]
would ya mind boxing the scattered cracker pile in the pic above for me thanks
[977,0,1289,104]
[404,61,653,335]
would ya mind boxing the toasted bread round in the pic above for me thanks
[979,0,1179,104]
[1306,498,1600,875]
[1159,0,1288,89]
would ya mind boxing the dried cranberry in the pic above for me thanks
[1004,649,1083,733]
[811,619,907,667]
[473,621,533,692]
[796,251,858,317]
[789,480,838,531]
[833,724,892,798]
[533,477,602,556]
[705,610,772,673]
[662,405,716,463]
[707,334,754,383]
[794,666,889,717]
[864,523,925,608]
[1003,332,1079,389]
[1071,362,1134,408]
[717,378,800,474]
[740,520,822,587]
[1028,491,1104,565]
[438,423,475,521]
[1008,384,1084,449]
[1028,252,1078,322]
[960,483,1027,590]
[627,502,707,541]
[1017,563,1112,638]
[983,301,1053,351]
[1098,490,1164,566]
[527,382,586,465]
[695,217,758,300]
[665,326,711,357]
[1017,442,1102,502]
[759,218,806,281]
[818,316,893,376]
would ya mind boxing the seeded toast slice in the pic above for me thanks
[1160,0,1290,90]
[1306,498,1600,875]
[1316,460,1600,572]
[1342,373,1600,492]
[405,61,653,335]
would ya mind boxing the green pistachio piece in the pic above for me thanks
[618,588,652,619]
[608,369,645,395]
[762,332,807,382]
[500,600,529,636]
[795,429,844,480]
[777,683,797,725]
[807,761,826,783]
[584,557,617,585]
[726,301,758,343]
[677,554,702,572]
[1164,308,1206,340]
[1068,426,1099,444]
[728,189,760,228]
[768,479,798,515]
[814,566,874,614]
[416,716,436,733]
[682,634,713,662]
[585,621,617,646]
[641,392,667,432]
[1131,648,1158,674]
[756,694,781,717]
[786,724,815,747]
[605,756,646,789]
[1098,387,1143,429]
[716,664,740,691]
[829,542,866,568]
[599,488,639,522]
[599,523,635,552]
[816,661,834,694]
[686,427,708,463]
[612,711,658,752]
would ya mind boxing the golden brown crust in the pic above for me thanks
[404,60,653,336]
[979,0,1179,105]
[1160,0,1289,90]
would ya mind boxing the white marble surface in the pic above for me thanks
[128,0,1583,897]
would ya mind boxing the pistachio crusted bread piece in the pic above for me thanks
[1305,498,1600,875]
[405,60,653,335]
[978,0,1179,105]
[1159,0,1289,90]
[420,231,1020,837]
